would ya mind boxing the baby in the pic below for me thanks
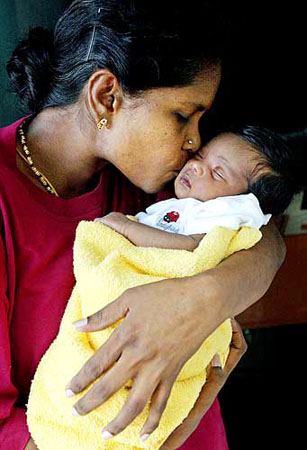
[95,125,303,248]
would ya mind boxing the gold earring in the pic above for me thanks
[97,117,108,130]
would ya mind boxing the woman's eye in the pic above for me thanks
[176,113,189,123]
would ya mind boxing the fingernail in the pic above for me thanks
[72,317,88,328]
[65,389,75,397]
[72,406,80,416]
[140,433,150,442]
[212,353,222,368]
[101,430,114,440]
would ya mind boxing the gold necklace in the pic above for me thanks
[16,117,60,197]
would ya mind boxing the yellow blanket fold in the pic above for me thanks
[26,220,261,450]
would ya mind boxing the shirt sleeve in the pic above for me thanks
[182,194,272,235]
[0,232,30,450]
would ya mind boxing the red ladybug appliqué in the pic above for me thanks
[163,211,180,223]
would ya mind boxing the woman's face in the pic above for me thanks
[104,65,221,193]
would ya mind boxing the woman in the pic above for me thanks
[0,1,285,449]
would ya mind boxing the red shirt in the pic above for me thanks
[0,116,228,450]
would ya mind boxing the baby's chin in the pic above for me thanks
[174,178,191,199]
[174,189,188,199]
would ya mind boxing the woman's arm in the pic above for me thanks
[0,232,32,449]
[95,212,204,251]
[192,218,286,318]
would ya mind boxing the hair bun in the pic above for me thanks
[6,26,55,114]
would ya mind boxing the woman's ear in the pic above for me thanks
[86,69,123,124]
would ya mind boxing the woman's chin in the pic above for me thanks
[135,179,161,194]
[131,172,177,194]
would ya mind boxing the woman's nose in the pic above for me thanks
[190,121,202,152]
[184,125,202,155]
[188,134,201,155]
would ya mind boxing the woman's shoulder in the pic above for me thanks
[0,117,28,218]
[0,116,27,172]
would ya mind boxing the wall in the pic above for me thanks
[0,0,70,126]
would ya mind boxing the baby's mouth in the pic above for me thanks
[180,173,192,189]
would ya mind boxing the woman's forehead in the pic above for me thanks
[141,65,221,107]
[145,82,218,110]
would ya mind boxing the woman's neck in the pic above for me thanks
[18,108,107,199]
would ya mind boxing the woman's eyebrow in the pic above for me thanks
[183,101,208,112]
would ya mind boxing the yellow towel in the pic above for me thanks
[26,219,261,450]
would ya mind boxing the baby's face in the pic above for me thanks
[174,133,261,202]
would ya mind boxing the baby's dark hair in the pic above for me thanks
[230,125,306,216]
[6,0,230,115]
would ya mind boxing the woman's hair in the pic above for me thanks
[230,125,307,216]
[6,0,229,115]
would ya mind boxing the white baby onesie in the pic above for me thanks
[135,193,272,235]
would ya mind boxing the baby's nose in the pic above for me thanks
[191,160,204,176]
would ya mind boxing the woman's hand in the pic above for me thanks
[24,437,39,450]
[64,275,228,442]
[25,315,246,450]
[159,318,247,449]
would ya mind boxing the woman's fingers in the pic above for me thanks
[157,320,247,449]
[70,351,135,416]
[140,373,179,439]
[141,357,224,447]
[65,326,123,395]
[159,357,226,450]
[72,292,130,332]
[230,317,247,352]
[100,368,163,440]
[159,322,248,449]
[66,291,134,394]
[223,317,247,376]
